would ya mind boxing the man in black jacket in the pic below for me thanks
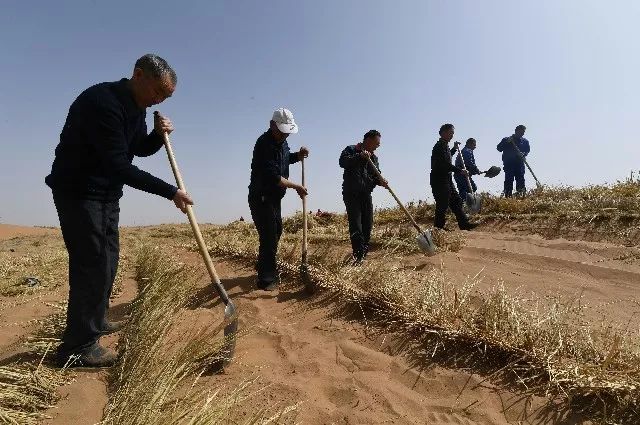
[46,54,193,367]
[430,124,476,231]
[339,130,388,263]
[248,108,308,290]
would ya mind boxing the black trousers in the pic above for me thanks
[454,174,477,203]
[503,162,526,197]
[53,194,119,356]
[431,178,468,229]
[343,192,373,259]
[248,195,282,284]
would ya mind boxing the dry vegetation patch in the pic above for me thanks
[102,244,296,425]
[0,237,68,296]
[0,302,72,424]
[196,219,640,423]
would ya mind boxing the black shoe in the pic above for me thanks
[57,343,117,368]
[101,319,126,336]
[351,255,365,266]
[350,250,364,266]
[256,280,278,291]
[460,222,478,231]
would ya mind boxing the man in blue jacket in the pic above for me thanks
[454,138,481,203]
[497,125,530,197]
[248,108,308,290]
[339,130,388,263]
[45,54,193,367]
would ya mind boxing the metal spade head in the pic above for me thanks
[300,261,314,294]
[219,300,238,367]
[417,231,436,256]
[466,193,482,214]
[484,166,502,178]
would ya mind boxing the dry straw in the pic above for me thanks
[0,303,72,424]
[101,245,297,425]
[200,214,640,422]
[0,361,71,424]
[0,249,67,295]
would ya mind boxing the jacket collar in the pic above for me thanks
[114,78,143,117]
[265,129,287,146]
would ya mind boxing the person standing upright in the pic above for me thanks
[430,124,476,231]
[339,130,388,263]
[497,125,530,197]
[248,108,309,290]
[45,54,193,367]
[454,138,481,203]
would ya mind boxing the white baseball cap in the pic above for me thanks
[272,107,298,134]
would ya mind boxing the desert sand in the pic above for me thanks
[3,223,638,423]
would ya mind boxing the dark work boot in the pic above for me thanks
[256,279,279,291]
[459,222,478,231]
[57,343,117,368]
[351,250,364,266]
[101,319,126,336]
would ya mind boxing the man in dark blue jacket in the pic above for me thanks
[497,125,530,197]
[454,138,481,203]
[45,54,193,367]
[248,108,308,290]
[339,130,388,263]
[430,124,476,230]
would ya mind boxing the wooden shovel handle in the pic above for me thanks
[455,145,475,194]
[366,156,423,235]
[508,137,543,189]
[159,126,230,305]
[301,158,308,258]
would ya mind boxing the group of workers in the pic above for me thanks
[45,54,532,367]
[435,124,531,231]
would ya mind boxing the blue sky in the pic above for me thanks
[1,1,638,226]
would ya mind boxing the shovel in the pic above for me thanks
[300,158,313,293]
[366,156,436,256]
[508,137,543,190]
[157,113,237,367]
[455,145,482,214]
[483,165,502,178]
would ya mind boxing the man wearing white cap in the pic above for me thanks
[248,108,309,290]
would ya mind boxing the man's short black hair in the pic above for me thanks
[439,123,454,135]
[363,130,381,141]
[515,124,526,132]
[466,138,476,146]
[135,54,177,85]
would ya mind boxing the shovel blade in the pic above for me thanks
[484,166,501,178]
[417,231,436,256]
[466,193,482,214]
[300,262,314,294]
[219,300,238,367]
